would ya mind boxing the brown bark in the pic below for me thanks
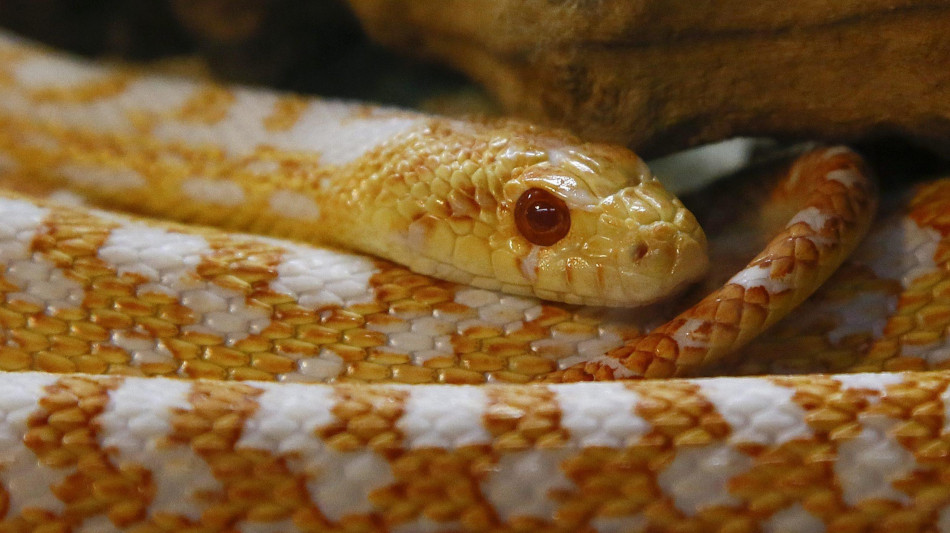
[349,0,950,158]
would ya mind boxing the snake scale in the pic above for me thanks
[1,29,950,533]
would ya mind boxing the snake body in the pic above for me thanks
[0,31,948,533]
[0,31,707,309]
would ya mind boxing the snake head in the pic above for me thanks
[389,119,708,307]
[493,140,708,306]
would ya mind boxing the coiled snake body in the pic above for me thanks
[0,31,947,533]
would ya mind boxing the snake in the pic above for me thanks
[0,29,948,533]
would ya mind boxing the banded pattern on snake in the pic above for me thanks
[0,30,949,533]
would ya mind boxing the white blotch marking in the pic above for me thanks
[5,256,85,312]
[99,378,219,519]
[387,331,433,353]
[399,386,492,448]
[787,206,835,238]
[853,215,939,287]
[283,350,344,383]
[8,49,425,166]
[287,101,422,165]
[482,449,573,521]
[0,373,64,515]
[151,87,423,164]
[57,164,146,190]
[1,55,186,137]
[557,329,625,369]
[410,348,450,366]
[0,198,85,313]
[835,373,904,395]
[554,383,648,447]
[46,189,87,206]
[181,177,246,206]
[409,316,453,336]
[112,330,174,365]
[479,296,534,327]
[835,413,914,506]
[848,214,950,360]
[268,189,321,220]
[670,318,712,351]
[529,317,615,361]
[822,146,853,160]
[826,168,862,188]
[762,503,826,533]
[13,52,113,89]
[454,288,499,309]
[729,263,791,293]
[271,241,377,309]
[238,383,394,521]
[583,328,625,354]
[99,223,271,350]
[243,159,280,175]
[658,443,752,515]
[586,354,638,378]
[698,378,812,445]
[0,198,48,258]
[306,450,393,520]
[822,290,896,345]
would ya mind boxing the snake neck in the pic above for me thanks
[0,31,708,307]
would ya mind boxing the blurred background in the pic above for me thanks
[1,0,948,188]
[0,0,484,108]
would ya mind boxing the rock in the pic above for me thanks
[349,0,950,158]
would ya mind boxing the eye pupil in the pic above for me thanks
[515,188,571,246]
[527,202,561,230]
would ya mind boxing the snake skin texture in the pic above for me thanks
[0,32,706,309]
[1,29,950,533]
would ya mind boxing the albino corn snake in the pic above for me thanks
[0,30,948,533]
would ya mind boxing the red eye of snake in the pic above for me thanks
[514,188,571,246]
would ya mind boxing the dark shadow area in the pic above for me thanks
[0,0,478,108]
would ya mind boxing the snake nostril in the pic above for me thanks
[631,243,648,262]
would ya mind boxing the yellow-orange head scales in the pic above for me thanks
[331,119,708,307]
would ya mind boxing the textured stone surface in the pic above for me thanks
[349,0,950,158]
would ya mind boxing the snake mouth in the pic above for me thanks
[519,217,708,308]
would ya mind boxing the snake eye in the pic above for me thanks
[514,188,571,246]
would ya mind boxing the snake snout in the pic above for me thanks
[630,242,649,263]
[579,182,709,306]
